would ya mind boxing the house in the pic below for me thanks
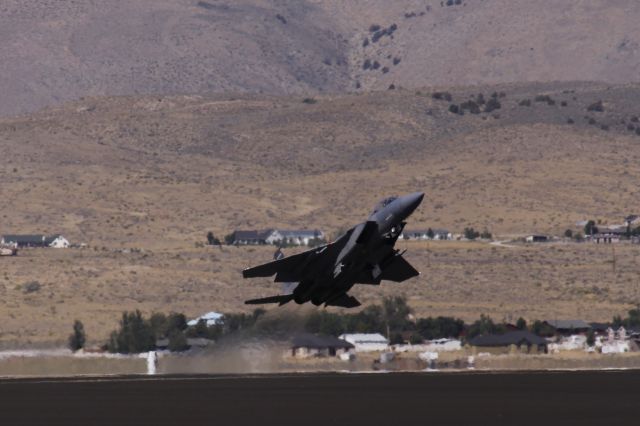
[468,331,548,354]
[1,234,69,248]
[187,311,224,327]
[229,229,324,246]
[589,229,624,244]
[339,333,389,352]
[290,333,354,358]
[625,215,640,226]
[274,230,325,246]
[544,320,591,335]
[402,229,452,241]
[525,235,549,243]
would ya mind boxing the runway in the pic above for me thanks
[0,370,638,425]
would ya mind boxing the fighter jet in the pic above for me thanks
[242,192,424,308]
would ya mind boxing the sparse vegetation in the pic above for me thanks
[519,99,531,107]
[68,320,86,352]
[534,95,555,105]
[22,281,41,294]
[432,92,452,101]
[587,100,604,112]
[302,98,317,104]
[484,98,501,113]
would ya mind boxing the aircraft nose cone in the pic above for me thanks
[402,192,425,218]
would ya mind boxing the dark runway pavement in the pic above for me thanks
[0,370,638,425]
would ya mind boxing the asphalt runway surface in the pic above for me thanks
[1,370,638,425]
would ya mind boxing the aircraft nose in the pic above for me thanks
[401,192,424,218]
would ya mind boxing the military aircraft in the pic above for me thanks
[242,192,424,308]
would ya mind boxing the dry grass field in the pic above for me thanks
[2,81,640,346]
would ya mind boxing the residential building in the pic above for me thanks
[525,235,549,243]
[468,331,548,354]
[339,333,389,352]
[1,234,69,248]
[290,334,354,358]
[544,320,591,335]
[187,311,224,327]
[402,229,452,241]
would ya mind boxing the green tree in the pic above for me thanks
[584,220,598,236]
[516,317,527,330]
[107,310,155,354]
[564,229,573,238]
[529,320,555,337]
[168,330,189,352]
[466,315,505,339]
[426,228,435,239]
[586,329,595,347]
[68,320,86,352]
[464,227,479,240]
[416,316,464,340]
[383,296,413,336]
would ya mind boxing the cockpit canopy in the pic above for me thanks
[371,196,398,215]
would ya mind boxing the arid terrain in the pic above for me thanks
[2,1,640,348]
[2,81,640,346]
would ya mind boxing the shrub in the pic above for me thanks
[448,104,460,114]
[362,38,369,47]
[560,101,568,107]
[516,318,527,330]
[631,116,639,123]
[168,330,189,352]
[567,118,574,124]
[480,229,493,239]
[416,317,464,339]
[484,98,501,113]
[466,315,505,339]
[601,124,609,131]
[393,57,401,65]
[302,98,317,104]
[275,14,287,24]
[381,66,389,74]
[369,24,381,32]
[363,59,371,70]
[476,93,486,105]
[636,128,640,136]
[584,220,598,236]
[519,99,531,107]
[564,229,573,238]
[588,117,596,125]
[460,100,481,114]
[371,61,380,70]
[464,227,480,240]
[432,92,452,101]
[107,310,155,354]
[627,124,635,131]
[23,281,41,294]
[388,84,396,90]
[68,320,86,352]
[587,100,604,112]
[534,95,555,105]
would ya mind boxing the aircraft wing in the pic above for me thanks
[242,229,353,282]
[357,251,420,284]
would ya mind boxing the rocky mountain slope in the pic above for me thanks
[2,0,640,116]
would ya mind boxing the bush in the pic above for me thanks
[362,38,369,47]
[587,100,604,112]
[371,61,380,70]
[302,98,317,104]
[68,320,86,352]
[564,229,573,238]
[480,229,492,239]
[168,330,189,352]
[519,99,531,107]
[416,317,464,340]
[22,281,41,294]
[466,315,505,339]
[393,57,401,65]
[448,104,460,114]
[567,118,574,124]
[516,317,527,330]
[534,95,555,105]
[432,92,452,101]
[460,100,481,114]
[363,59,371,70]
[369,24,381,32]
[529,320,555,337]
[107,310,155,354]
[584,220,598,236]
[464,227,480,240]
[484,98,501,113]
[381,66,389,74]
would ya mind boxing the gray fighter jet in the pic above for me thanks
[242,192,424,308]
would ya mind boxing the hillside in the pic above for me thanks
[2,81,640,344]
[2,81,640,247]
[2,0,640,115]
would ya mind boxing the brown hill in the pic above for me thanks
[2,82,640,345]
[2,0,640,116]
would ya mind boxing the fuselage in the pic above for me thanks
[292,192,425,305]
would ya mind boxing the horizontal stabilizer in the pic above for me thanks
[325,294,361,308]
[245,294,294,306]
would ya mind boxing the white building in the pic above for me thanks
[187,311,224,327]
[339,333,389,352]
[48,235,70,248]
